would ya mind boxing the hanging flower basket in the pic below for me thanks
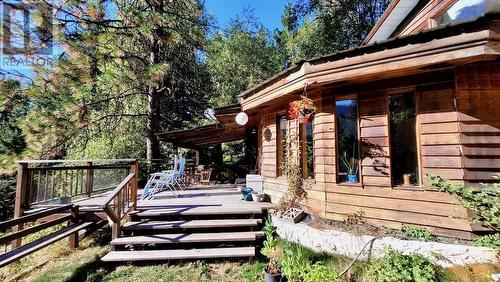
[288,96,316,123]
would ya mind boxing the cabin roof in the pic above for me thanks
[237,11,499,102]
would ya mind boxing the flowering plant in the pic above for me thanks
[288,96,316,123]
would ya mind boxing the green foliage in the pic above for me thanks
[426,174,500,228]
[0,176,15,221]
[303,262,339,282]
[261,218,281,274]
[473,233,500,249]
[401,226,436,241]
[281,241,309,281]
[206,13,282,107]
[368,250,438,282]
[275,0,390,65]
[0,79,28,173]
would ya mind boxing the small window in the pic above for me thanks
[335,99,360,183]
[435,0,488,27]
[389,92,420,186]
[277,115,287,176]
[300,120,314,179]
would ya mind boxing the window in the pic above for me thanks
[388,92,420,186]
[335,99,359,183]
[277,115,287,176]
[300,120,314,179]
[435,0,488,27]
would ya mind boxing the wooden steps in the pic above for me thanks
[122,219,262,231]
[111,231,264,246]
[102,247,255,262]
[103,203,267,263]
[130,206,263,217]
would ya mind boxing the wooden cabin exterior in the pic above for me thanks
[238,1,500,239]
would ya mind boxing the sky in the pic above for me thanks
[204,0,292,31]
[1,0,293,81]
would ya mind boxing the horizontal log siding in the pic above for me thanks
[455,63,500,184]
[359,93,391,187]
[257,70,479,238]
[418,85,465,183]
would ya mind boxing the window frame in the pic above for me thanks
[300,118,315,179]
[276,114,287,177]
[334,96,361,185]
[386,88,423,188]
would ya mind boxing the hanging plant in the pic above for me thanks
[288,96,316,123]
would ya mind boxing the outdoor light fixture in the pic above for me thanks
[235,112,248,125]
[204,108,216,120]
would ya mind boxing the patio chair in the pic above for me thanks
[142,172,177,199]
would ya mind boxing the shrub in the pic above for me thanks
[473,233,500,249]
[426,174,500,228]
[401,226,436,241]
[280,241,308,281]
[368,250,438,282]
[303,262,339,282]
[261,218,282,274]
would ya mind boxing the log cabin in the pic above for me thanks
[234,0,500,239]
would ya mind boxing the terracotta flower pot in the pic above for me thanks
[403,174,411,186]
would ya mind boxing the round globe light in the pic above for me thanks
[235,112,248,126]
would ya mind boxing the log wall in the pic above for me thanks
[258,66,499,239]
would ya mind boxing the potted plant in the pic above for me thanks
[288,96,316,123]
[403,173,412,186]
[341,151,358,183]
[261,218,283,282]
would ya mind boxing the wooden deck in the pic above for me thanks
[75,184,275,212]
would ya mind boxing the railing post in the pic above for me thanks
[68,205,79,250]
[111,196,121,251]
[86,161,93,197]
[131,160,139,210]
[12,162,29,249]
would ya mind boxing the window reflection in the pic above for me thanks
[435,0,488,26]
[335,99,359,183]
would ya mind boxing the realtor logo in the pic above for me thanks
[1,1,53,55]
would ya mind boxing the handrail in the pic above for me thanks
[0,205,79,250]
[0,204,73,230]
[101,173,135,210]
[17,159,136,164]
[101,172,138,244]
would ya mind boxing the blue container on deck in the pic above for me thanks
[240,187,254,201]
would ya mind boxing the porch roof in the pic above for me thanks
[157,104,257,149]
[156,123,246,149]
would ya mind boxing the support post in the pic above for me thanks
[130,160,139,210]
[12,162,28,249]
[85,161,93,197]
[68,205,79,250]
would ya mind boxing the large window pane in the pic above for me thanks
[389,92,419,186]
[301,121,314,179]
[277,115,287,176]
[335,100,359,183]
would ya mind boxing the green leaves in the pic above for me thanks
[426,174,500,228]
[368,250,438,282]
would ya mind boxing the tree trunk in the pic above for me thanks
[146,49,161,160]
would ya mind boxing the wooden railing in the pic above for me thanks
[101,172,137,243]
[0,205,87,267]
[15,159,139,208]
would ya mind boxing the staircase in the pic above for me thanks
[101,205,266,262]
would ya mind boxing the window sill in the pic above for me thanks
[392,185,423,191]
[337,182,361,187]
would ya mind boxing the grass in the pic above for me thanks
[1,229,498,282]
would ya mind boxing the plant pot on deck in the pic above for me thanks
[265,271,283,282]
